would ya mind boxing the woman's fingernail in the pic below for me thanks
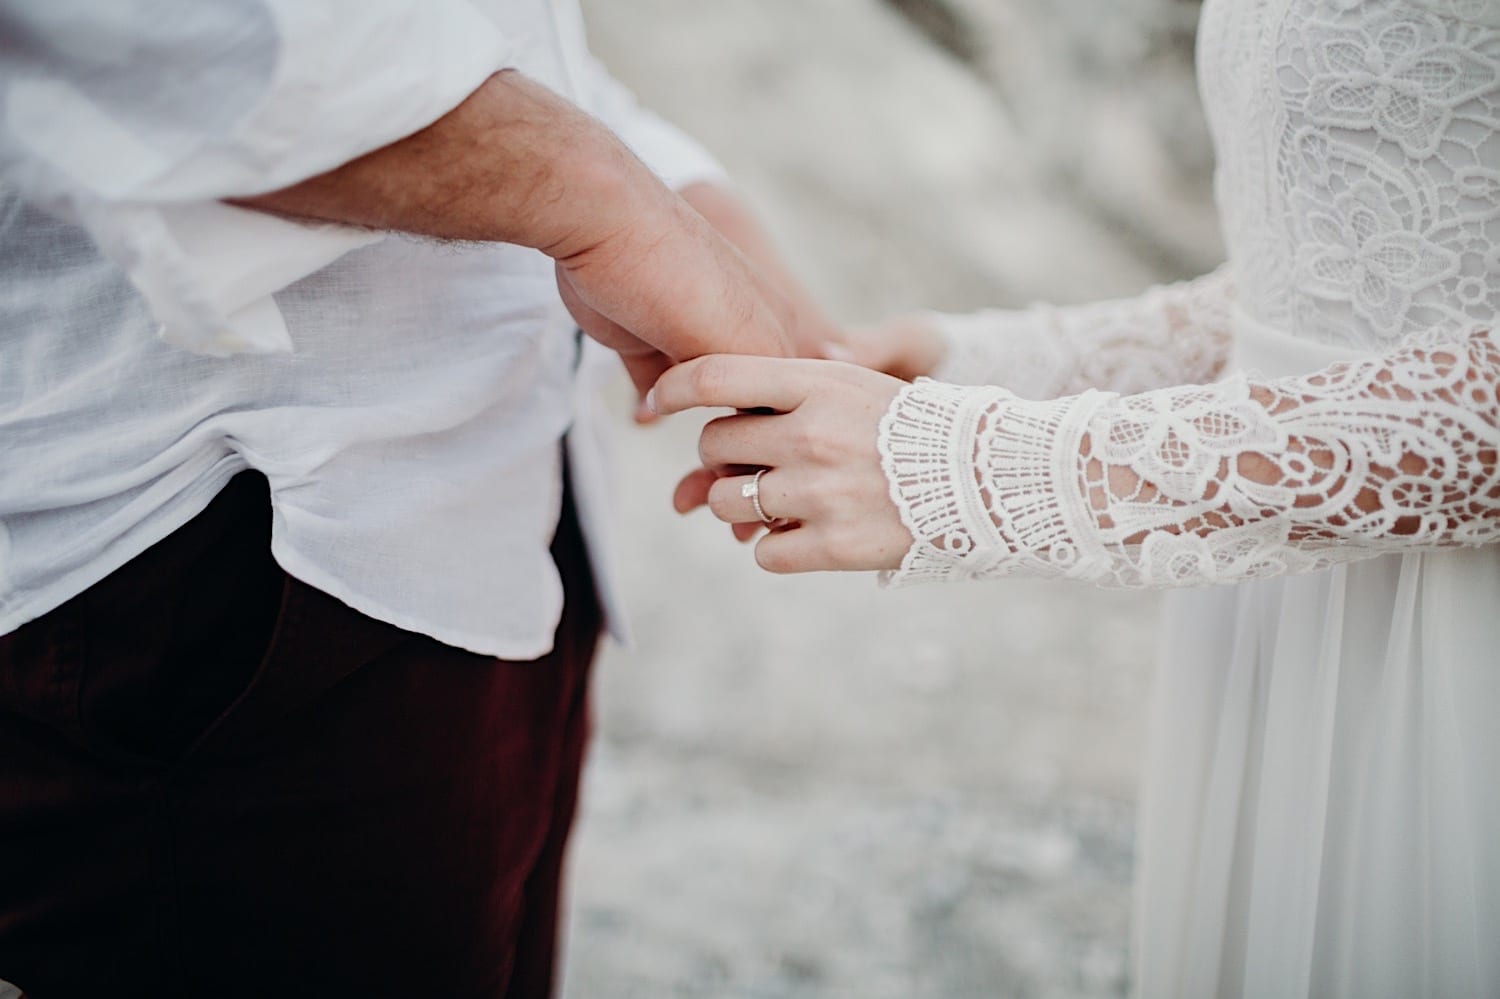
[644,387,658,415]
[823,343,855,362]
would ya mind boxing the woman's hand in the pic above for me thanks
[828,315,948,382]
[648,356,914,573]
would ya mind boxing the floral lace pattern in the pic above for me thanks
[879,0,1500,588]
[882,331,1500,587]
[1235,0,1500,350]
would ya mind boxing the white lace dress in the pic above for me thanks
[874,2,1500,996]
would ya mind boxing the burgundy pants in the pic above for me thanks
[0,471,601,998]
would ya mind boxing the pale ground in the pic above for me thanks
[564,2,1219,996]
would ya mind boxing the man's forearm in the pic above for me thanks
[237,69,792,385]
[236,70,650,256]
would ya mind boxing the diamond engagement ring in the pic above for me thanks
[743,468,775,526]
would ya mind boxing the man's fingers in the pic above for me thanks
[673,467,717,514]
[620,351,675,404]
[648,355,822,417]
[633,398,660,425]
[560,262,677,402]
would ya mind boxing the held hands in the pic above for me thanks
[648,356,914,573]
[617,181,853,423]
[584,175,940,572]
[553,176,797,400]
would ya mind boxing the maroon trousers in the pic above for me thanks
[0,471,600,998]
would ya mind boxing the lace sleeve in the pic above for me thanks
[927,267,1237,398]
[878,327,1500,588]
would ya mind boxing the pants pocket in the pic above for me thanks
[71,472,290,768]
[0,597,87,747]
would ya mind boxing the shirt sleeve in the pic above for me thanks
[576,53,728,192]
[0,0,514,355]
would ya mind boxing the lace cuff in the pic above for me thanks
[878,379,1110,586]
[880,330,1500,591]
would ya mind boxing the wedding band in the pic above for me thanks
[742,468,775,526]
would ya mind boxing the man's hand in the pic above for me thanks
[675,182,846,362]
[548,188,797,398]
[235,70,794,387]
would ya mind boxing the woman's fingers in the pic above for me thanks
[753,523,832,574]
[672,466,717,514]
[753,517,911,574]
[707,470,798,526]
[648,355,821,416]
[676,466,772,543]
[698,413,796,470]
[843,317,947,381]
[656,355,913,573]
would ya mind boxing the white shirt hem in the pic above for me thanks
[268,536,562,662]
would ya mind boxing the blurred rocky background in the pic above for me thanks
[564,2,1221,996]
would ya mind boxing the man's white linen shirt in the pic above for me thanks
[0,0,727,657]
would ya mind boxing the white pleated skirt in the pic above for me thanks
[1133,551,1500,998]
[1132,312,1500,997]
